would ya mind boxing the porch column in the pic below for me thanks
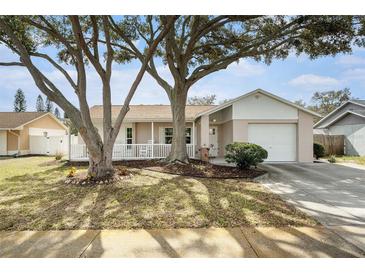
[200,115,210,161]
[192,120,195,158]
[151,121,154,158]
[68,127,71,161]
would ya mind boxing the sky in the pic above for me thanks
[1,44,365,113]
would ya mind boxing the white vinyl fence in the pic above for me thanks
[70,143,195,161]
[30,135,68,156]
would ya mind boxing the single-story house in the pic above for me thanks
[0,112,68,156]
[314,99,365,156]
[72,89,320,162]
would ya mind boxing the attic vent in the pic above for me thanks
[255,94,260,99]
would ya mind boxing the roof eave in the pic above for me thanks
[194,88,322,119]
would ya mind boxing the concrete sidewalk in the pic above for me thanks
[0,227,364,258]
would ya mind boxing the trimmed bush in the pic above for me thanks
[313,143,325,159]
[225,142,268,169]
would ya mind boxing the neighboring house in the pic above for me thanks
[314,99,365,156]
[0,112,68,156]
[71,89,320,162]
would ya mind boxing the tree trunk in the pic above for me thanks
[167,87,189,163]
[87,146,114,179]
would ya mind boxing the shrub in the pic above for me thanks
[55,152,63,160]
[225,142,268,169]
[328,155,336,163]
[313,143,325,159]
[68,167,77,177]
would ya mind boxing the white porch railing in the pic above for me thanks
[70,143,195,161]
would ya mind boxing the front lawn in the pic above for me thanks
[333,156,365,166]
[0,157,317,230]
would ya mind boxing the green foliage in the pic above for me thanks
[54,107,60,119]
[225,142,268,169]
[187,94,216,105]
[36,95,45,112]
[313,143,325,159]
[45,97,53,112]
[328,155,337,163]
[308,88,352,116]
[13,88,27,112]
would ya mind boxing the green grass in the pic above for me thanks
[333,156,365,165]
[0,157,317,231]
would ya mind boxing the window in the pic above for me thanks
[185,128,191,144]
[164,127,192,144]
[164,128,173,144]
[126,128,133,144]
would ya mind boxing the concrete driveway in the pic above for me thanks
[258,162,365,252]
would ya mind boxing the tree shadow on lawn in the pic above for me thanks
[1,167,317,231]
[1,167,362,258]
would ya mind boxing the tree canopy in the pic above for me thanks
[13,88,27,112]
[0,15,176,178]
[187,94,216,105]
[108,15,365,162]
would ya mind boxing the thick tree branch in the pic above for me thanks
[31,52,77,90]
[0,61,24,66]
[110,16,177,143]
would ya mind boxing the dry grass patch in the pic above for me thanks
[0,157,318,231]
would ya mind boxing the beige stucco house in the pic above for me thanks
[72,89,320,162]
[0,112,68,156]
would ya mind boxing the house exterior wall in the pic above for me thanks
[232,120,248,142]
[332,113,365,126]
[8,115,67,154]
[232,93,298,120]
[135,122,152,143]
[7,131,19,151]
[26,115,66,130]
[328,124,365,156]
[298,110,314,162]
[217,120,233,157]
[0,130,8,154]
[79,121,194,145]
[19,127,29,151]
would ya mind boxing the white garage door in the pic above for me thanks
[248,124,297,162]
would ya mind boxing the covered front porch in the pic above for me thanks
[69,120,197,161]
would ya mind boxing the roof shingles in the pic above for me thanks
[89,105,216,121]
[0,112,47,129]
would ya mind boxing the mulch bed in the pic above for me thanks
[118,159,266,179]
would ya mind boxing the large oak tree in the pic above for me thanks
[0,16,176,178]
[110,15,362,163]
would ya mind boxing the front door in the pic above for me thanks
[209,126,218,157]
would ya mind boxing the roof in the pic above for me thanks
[351,99,365,106]
[318,109,365,128]
[314,99,365,128]
[195,88,322,119]
[90,105,216,122]
[0,112,66,130]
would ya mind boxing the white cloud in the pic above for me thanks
[336,55,365,66]
[227,60,266,77]
[288,74,340,89]
[342,68,365,80]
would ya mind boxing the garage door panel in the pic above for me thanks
[248,124,297,162]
